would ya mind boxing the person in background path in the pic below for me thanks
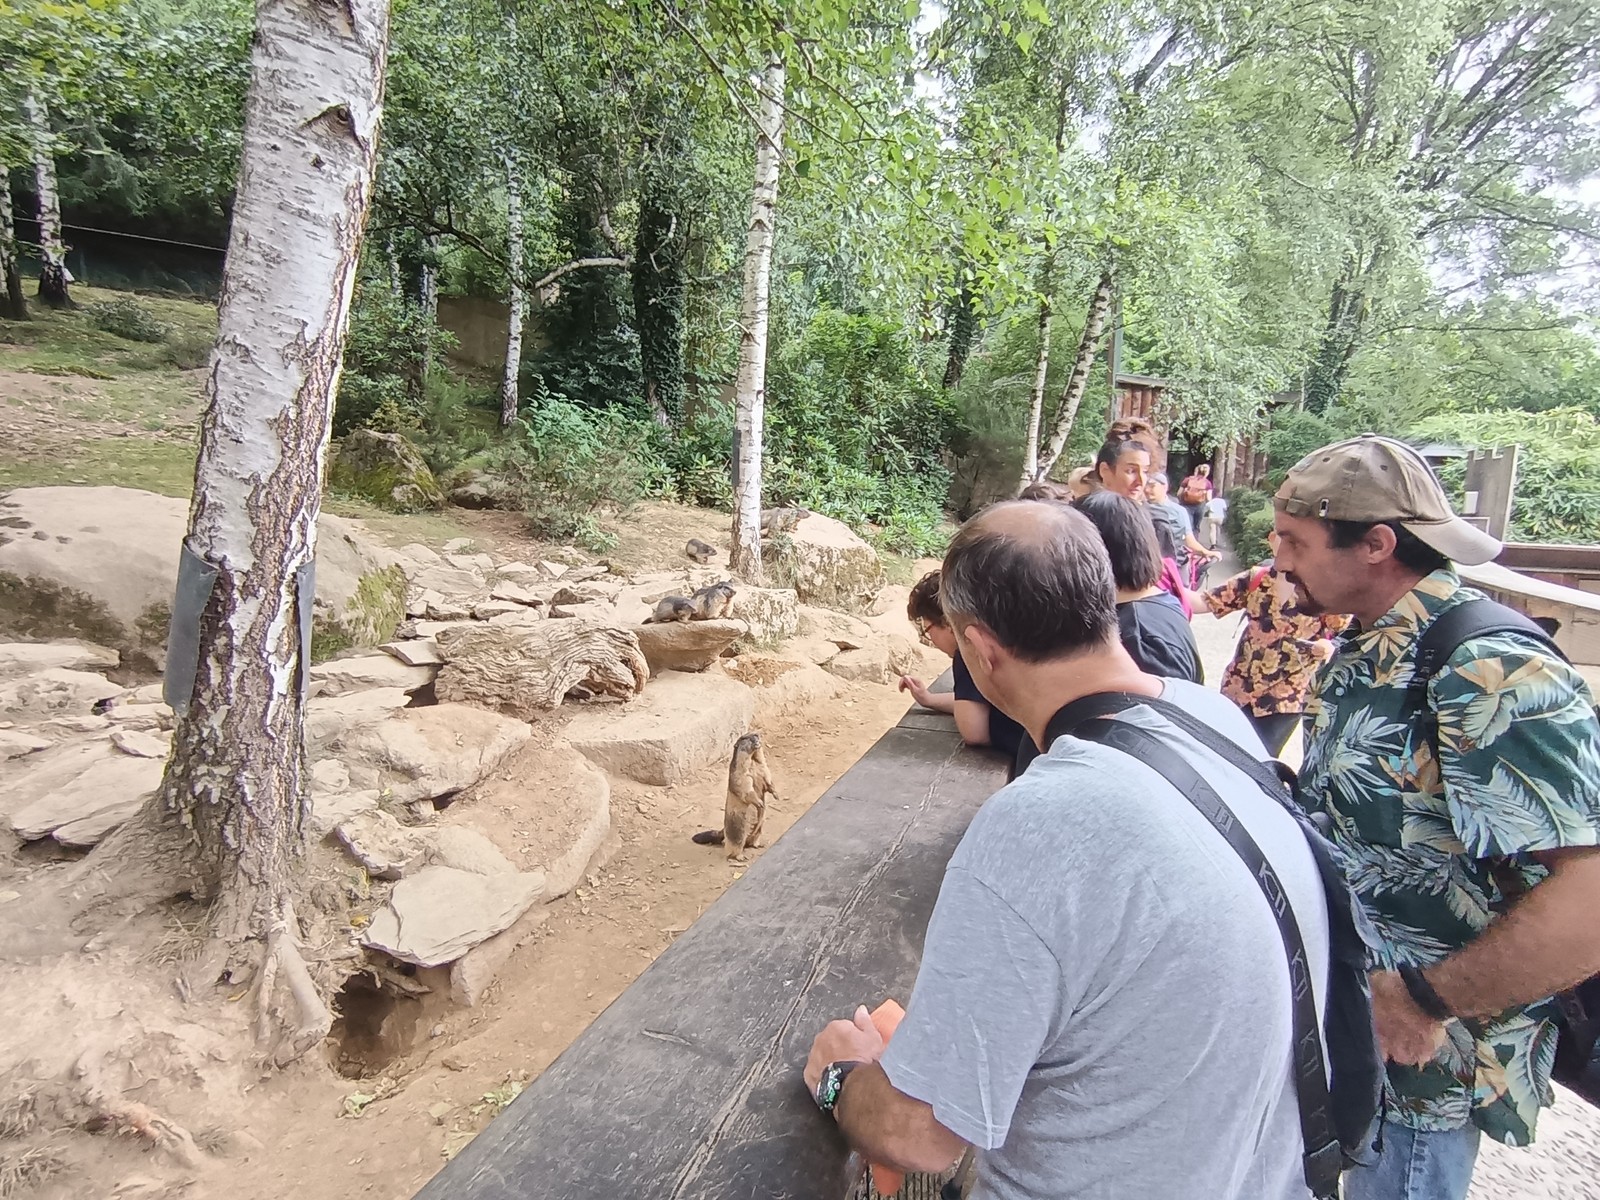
[803,500,1330,1200]
[1147,471,1218,585]
[1092,422,1193,614]
[898,570,1026,760]
[1272,434,1600,1200]
[1202,530,1346,755]
[1075,491,1202,683]
[1179,461,1214,531]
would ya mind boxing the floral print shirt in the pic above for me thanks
[1202,561,1347,715]
[1301,569,1600,1145]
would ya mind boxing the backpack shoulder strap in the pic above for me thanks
[1073,717,1343,1199]
[1410,597,1565,699]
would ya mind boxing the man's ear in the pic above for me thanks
[961,622,1004,674]
[1364,523,1399,563]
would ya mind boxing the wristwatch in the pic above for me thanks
[1398,964,1455,1021]
[813,1060,864,1116]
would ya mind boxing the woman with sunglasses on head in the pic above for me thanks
[897,570,1026,758]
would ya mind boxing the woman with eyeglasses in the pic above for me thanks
[896,570,1026,758]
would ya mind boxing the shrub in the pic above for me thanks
[1223,485,1273,564]
[89,297,170,343]
[483,393,666,549]
[159,330,214,369]
[334,283,458,435]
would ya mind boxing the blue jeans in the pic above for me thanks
[1342,1120,1482,1200]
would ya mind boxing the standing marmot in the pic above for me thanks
[690,580,736,620]
[692,732,779,862]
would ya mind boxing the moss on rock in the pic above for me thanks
[329,430,445,513]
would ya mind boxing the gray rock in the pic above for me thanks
[311,758,351,794]
[309,653,436,697]
[109,728,170,759]
[449,905,550,1007]
[0,728,51,759]
[0,640,119,677]
[564,671,754,786]
[334,809,432,880]
[308,789,381,837]
[489,581,546,607]
[363,865,547,967]
[430,826,517,876]
[10,748,164,844]
[0,668,124,719]
[380,640,443,667]
[633,618,748,674]
[328,429,445,512]
[764,512,885,615]
[331,703,532,805]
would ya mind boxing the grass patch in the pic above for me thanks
[0,283,216,380]
[0,437,197,497]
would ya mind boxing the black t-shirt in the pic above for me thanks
[1117,595,1204,683]
[951,650,1026,757]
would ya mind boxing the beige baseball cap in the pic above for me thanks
[1274,434,1502,566]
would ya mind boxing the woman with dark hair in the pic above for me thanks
[1073,490,1203,683]
[896,570,1026,757]
[1093,422,1154,502]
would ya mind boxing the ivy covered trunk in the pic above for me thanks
[633,169,687,428]
[501,158,525,427]
[1037,267,1116,480]
[942,278,977,389]
[729,57,785,583]
[24,93,71,309]
[0,177,26,321]
[152,0,389,1055]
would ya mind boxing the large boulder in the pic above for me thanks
[328,429,445,513]
[727,586,799,649]
[764,513,885,615]
[0,668,123,720]
[434,621,647,717]
[0,487,406,670]
[633,618,747,674]
[0,640,119,677]
[563,670,754,786]
[332,703,532,806]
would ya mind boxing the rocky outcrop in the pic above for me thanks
[0,668,123,718]
[727,586,799,649]
[9,742,164,847]
[633,618,747,674]
[563,670,754,786]
[469,740,612,900]
[0,640,119,676]
[434,621,647,717]
[329,429,445,512]
[331,703,532,806]
[363,865,546,967]
[764,513,885,615]
[309,653,437,697]
[0,487,405,670]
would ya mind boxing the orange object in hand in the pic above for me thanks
[867,999,906,1197]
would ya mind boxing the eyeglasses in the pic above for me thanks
[914,618,934,646]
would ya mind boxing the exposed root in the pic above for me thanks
[0,1092,36,1140]
[260,914,335,1069]
[74,1053,206,1173]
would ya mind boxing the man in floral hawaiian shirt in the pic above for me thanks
[1272,434,1600,1200]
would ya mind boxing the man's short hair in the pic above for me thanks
[1073,490,1162,591]
[1327,520,1450,575]
[940,502,1119,662]
[908,570,945,626]
[1018,480,1075,503]
[1149,471,1169,486]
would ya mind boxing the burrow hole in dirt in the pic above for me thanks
[326,972,426,1079]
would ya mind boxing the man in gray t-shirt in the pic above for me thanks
[803,501,1330,1199]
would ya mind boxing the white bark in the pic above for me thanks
[729,57,785,584]
[156,0,390,945]
[419,232,439,320]
[1037,269,1117,481]
[1018,289,1053,489]
[24,93,62,266]
[0,173,26,319]
[501,159,525,427]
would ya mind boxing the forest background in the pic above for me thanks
[4,0,1600,565]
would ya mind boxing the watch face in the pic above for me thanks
[816,1063,846,1112]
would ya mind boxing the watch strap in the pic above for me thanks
[1398,964,1454,1021]
[814,1060,865,1114]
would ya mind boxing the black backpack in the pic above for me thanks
[1409,597,1600,1100]
[1040,693,1382,1199]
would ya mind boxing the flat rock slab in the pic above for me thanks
[11,749,164,844]
[430,825,517,877]
[306,687,411,755]
[633,618,748,674]
[564,671,754,786]
[110,728,169,759]
[823,645,892,683]
[335,703,532,805]
[309,790,381,837]
[310,653,437,696]
[0,669,124,719]
[727,587,800,649]
[0,640,119,677]
[450,905,551,1007]
[471,740,613,900]
[380,640,443,667]
[0,729,51,759]
[363,865,546,967]
[490,581,546,607]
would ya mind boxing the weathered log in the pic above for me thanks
[434,621,647,717]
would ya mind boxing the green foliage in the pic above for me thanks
[406,372,497,480]
[1222,485,1274,565]
[1410,408,1600,545]
[334,282,458,436]
[656,400,736,511]
[484,394,666,550]
[87,297,170,343]
[158,329,213,370]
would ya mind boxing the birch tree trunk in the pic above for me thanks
[501,159,525,427]
[728,57,785,583]
[1036,268,1116,481]
[24,93,71,309]
[149,0,390,1055]
[1016,261,1054,489]
[419,232,439,320]
[0,174,27,321]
